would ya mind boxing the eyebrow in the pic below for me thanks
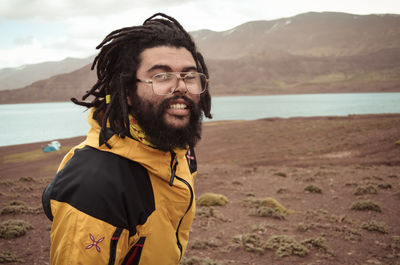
[147,64,198,73]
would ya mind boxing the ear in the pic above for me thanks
[127,96,132,106]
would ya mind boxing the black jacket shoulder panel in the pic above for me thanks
[42,181,54,221]
[44,146,155,235]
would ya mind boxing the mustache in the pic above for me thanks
[160,95,196,111]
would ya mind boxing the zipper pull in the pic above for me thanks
[169,151,178,186]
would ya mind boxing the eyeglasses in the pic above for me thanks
[137,72,208,95]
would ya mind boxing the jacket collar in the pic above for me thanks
[83,108,189,183]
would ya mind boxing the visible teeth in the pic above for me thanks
[170,103,187,109]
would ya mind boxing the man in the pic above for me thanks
[42,13,212,265]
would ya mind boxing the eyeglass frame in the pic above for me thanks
[136,72,209,95]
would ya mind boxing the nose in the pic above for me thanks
[174,77,187,94]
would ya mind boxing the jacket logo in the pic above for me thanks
[85,233,105,253]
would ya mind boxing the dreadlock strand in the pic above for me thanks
[100,90,118,131]
[118,78,131,136]
[96,26,152,51]
[95,27,133,49]
[71,97,90,107]
[72,13,212,145]
[144,13,186,32]
[82,84,100,100]
[195,52,212,118]
[145,14,196,47]
[143,13,166,24]
[196,52,208,76]
[100,25,146,44]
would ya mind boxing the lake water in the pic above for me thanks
[1,93,399,147]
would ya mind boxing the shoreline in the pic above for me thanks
[0,113,400,153]
[1,113,400,150]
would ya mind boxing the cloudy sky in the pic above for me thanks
[1,0,400,69]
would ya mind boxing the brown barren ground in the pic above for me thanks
[0,114,400,265]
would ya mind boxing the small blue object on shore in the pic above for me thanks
[43,141,61,152]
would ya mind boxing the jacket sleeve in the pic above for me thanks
[43,146,155,264]
[49,200,131,265]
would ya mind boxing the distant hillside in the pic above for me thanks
[0,56,94,91]
[0,64,96,103]
[1,12,399,103]
[195,12,400,95]
[192,12,400,59]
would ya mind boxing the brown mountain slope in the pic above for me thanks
[208,47,400,95]
[193,12,400,59]
[0,56,94,91]
[0,65,96,103]
[1,12,399,103]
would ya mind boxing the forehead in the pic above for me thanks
[138,46,196,71]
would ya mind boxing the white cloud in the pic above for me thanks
[0,0,201,21]
[0,38,85,67]
[14,35,34,46]
[1,0,400,68]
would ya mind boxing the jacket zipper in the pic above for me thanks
[169,151,177,186]
[175,176,194,259]
[169,151,194,259]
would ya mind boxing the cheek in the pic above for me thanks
[190,94,201,104]
[136,86,164,106]
[136,85,152,100]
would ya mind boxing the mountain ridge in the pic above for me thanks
[1,12,399,104]
[0,56,95,91]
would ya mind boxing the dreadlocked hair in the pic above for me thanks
[71,13,212,146]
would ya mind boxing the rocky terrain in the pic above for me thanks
[0,114,399,264]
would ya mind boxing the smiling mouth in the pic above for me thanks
[169,103,188,109]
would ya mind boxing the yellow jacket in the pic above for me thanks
[42,111,197,265]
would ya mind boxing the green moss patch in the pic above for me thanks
[233,233,265,255]
[377,183,392,190]
[265,235,309,258]
[0,219,33,239]
[18,176,35,183]
[251,223,268,234]
[351,200,381,212]
[233,233,313,258]
[304,185,322,194]
[0,251,20,263]
[276,188,290,194]
[301,237,329,252]
[297,223,310,232]
[245,197,291,219]
[354,185,378,195]
[274,172,287,177]
[361,220,388,234]
[343,227,363,242]
[393,236,400,251]
[197,193,229,206]
[245,197,290,213]
[1,200,42,215]
[251,206,286,220]
[190,239,222,250]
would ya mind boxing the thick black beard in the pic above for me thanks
[129,94,203,151]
